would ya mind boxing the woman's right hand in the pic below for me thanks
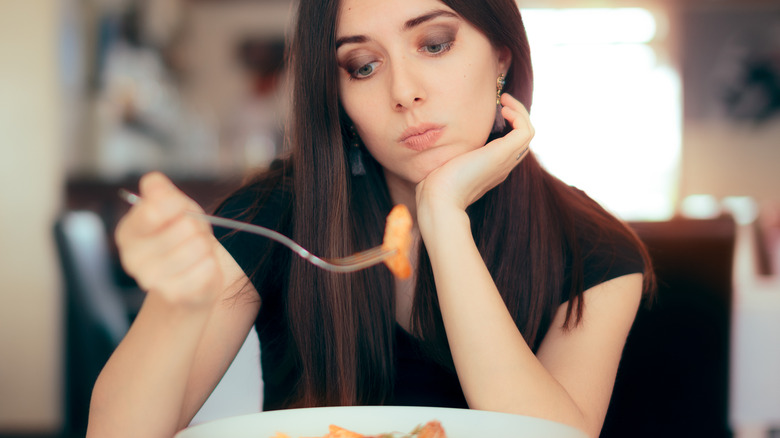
[115,172,223,309]
[90,173,258,437]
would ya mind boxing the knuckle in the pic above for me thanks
[115,237,142,272]
[134,277,151,292]
[118,255,137,276]
[138,203,162,228]
[139,171,163,186]
[114,224,128,249]
[197,256,219,276]
[123,257,150,288]
[139,171,170,196]
[136,268,159,292]
[188,236,211,257]
[185,197,205,215]
[115,209,141,244]
[177,217,200,238]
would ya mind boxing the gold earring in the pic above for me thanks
[496,73,506,105]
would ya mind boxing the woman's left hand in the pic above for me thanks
[415,93,534,221]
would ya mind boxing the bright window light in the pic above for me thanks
[522,8,658,44]
[521,7,680,221]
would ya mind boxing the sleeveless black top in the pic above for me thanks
[213,182,644,411]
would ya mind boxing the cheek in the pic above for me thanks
[339,85,360,125]
[450,74,498,145]
[340,86,381,135]
[340,93,391,163]
[469,68,500,112]
[441,58,500,133]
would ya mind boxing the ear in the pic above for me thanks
[497,45,512,75]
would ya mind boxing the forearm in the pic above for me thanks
[87,294,213,438]
[420,207,587,431]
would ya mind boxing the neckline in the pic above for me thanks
[395,322,415,339]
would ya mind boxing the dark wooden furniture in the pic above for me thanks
[602,216,736,438]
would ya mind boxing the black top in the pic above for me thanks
[213,183,644,411]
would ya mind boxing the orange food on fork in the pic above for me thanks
[381,204,413,279]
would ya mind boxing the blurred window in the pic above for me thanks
[521,7,681,221]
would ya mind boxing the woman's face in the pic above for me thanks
[336,0,510,189]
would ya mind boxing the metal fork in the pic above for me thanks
[118,189,396,273]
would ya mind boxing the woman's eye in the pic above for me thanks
[420,40,453,56]
[351,61,379,79]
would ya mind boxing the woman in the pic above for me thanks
[88,0,654,437]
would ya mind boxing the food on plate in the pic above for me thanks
[381,204,413,279]
[270,420,445,438]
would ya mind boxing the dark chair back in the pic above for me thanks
[54,211,130,436]
[601,215,736,438]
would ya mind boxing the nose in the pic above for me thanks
[389,58,426,111]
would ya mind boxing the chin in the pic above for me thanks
[406,158,449,184]
[385,161,435,187]
[383,142,478,185]
[421,142,474,168]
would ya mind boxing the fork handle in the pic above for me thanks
[117,189,395,273]
[117,189,315,261]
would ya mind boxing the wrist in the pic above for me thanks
[144,289,218,320]
[417,201,471,246]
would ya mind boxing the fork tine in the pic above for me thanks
[325,247,393,266]
[320,252,394,273]
[341,246,389,262]
[327,246,383,262]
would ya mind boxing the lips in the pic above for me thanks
[399,123,444,151]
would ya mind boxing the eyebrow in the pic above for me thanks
[403,9,457,31]
[336,9,458,49]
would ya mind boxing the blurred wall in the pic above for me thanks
[679,2,780,206]
[0,1,64,433]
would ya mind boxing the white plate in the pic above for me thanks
[175,406,588,438]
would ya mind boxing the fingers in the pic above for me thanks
[499,92,526,113]
[115,172,222,307]
[415,93,536,215]
[500,94,534,138]
[133,237,218,297]
[117,173,207,241]
[135,172,207,234]
[498,93,534,163]
[119,216,213,290]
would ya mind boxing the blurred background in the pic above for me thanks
[1,0,779,437]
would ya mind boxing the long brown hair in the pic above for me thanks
[242,0,654,408]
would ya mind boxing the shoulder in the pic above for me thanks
[213,159,293,230]
[213,182,290,225]
[213,184,291,233]
[212,164,293,285]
